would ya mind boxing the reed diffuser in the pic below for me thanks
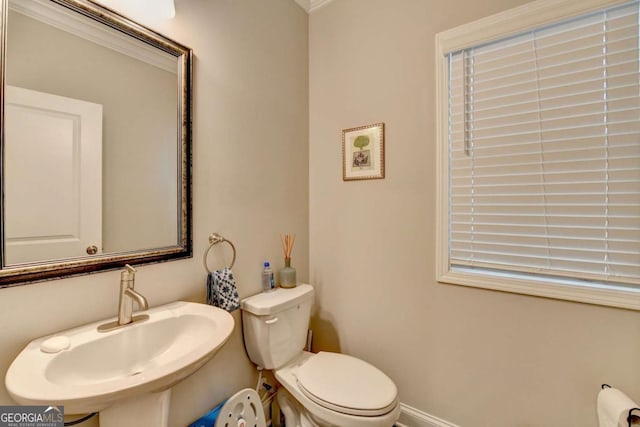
[279,233,296,288]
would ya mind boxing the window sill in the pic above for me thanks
[437,268,640,311]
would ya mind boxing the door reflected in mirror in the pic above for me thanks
[0,0,192,283]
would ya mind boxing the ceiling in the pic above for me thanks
[293,0,335,13]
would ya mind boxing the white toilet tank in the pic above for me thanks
[241,284,314,370]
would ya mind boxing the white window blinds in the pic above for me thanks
[448,0,640,286]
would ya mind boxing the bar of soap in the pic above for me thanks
[40,336,70,353]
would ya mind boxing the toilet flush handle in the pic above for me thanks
[265,317,279,325]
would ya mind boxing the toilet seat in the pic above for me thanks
[295,352,398,417]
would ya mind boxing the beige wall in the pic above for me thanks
[0,1,309,426]
[309,1,640,426]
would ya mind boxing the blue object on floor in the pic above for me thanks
[189,400,226,427]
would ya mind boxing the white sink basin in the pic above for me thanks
[5,301,234,415]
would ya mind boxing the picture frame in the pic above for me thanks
[342,122,385,181]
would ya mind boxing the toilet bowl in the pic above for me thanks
[276,352,399,427]
[240,284,400,427]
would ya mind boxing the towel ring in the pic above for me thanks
[203,233,236,273]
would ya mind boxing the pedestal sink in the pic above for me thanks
[5,301,234,427]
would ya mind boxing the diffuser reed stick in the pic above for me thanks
[280,233,296,259]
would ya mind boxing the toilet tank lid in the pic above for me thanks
[241,284,314,315]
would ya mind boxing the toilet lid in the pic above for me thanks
[296,352,398,416]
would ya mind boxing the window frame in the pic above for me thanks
[435,0,640,310]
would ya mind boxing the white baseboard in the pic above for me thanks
[397,403,459,427]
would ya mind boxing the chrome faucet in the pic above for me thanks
[117,264,148,326]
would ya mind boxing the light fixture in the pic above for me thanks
[93,0,176,22]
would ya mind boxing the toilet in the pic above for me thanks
[241,284,400,427]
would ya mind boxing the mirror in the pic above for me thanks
[0,0,192,286]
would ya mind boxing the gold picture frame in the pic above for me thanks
[342,122,385,181]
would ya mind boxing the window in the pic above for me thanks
[435,0,640,309]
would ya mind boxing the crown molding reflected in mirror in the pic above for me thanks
[0,0,192,286]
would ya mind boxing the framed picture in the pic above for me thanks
[342,122,385,181]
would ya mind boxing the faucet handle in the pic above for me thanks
[121,264,136,285]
